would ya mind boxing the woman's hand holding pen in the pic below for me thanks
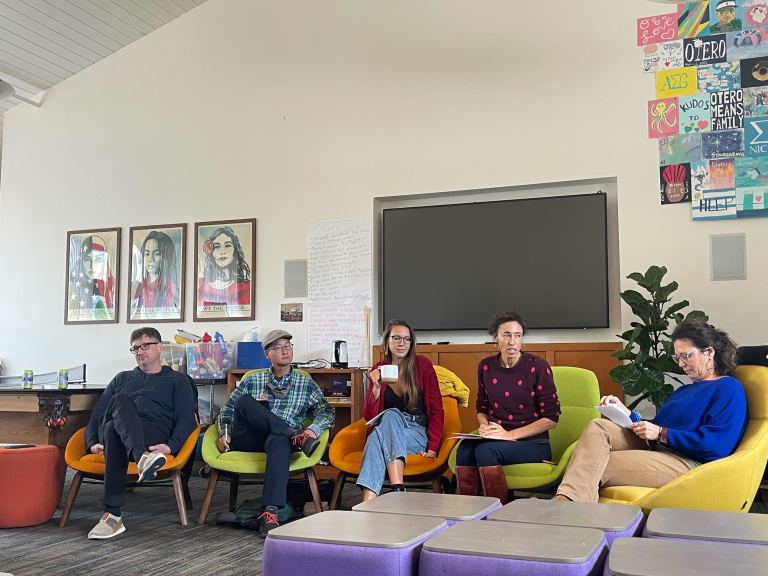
[599,394,631,416]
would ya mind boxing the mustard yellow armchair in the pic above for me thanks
[328,395,462,509]
[59,425,201,527]
[599,365,768,513]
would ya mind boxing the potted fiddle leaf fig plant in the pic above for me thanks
[610,265,708,410]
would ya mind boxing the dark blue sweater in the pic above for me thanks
[86,366,197,454]
[652,375,747,463]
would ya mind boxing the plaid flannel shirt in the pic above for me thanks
[217,368,334,437]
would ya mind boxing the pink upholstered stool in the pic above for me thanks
[0,444,61,528]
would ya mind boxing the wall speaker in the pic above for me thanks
[709,233,746,281]
[284,259,307,297]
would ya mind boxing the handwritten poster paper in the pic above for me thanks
[656,67,699,98]
[637,12,679,46]
[744,115,768,155]
[307,219,372,367]
[643,41,684,74]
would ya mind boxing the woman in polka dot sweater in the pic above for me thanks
[455,311,561,502]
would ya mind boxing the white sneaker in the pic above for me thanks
[88,512,125,539]
[137,451,167,483]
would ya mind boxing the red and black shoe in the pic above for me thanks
[258,506,280,537]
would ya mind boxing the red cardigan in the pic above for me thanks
[363,355,444,453]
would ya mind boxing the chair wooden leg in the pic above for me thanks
[306,466,323,513]
[329,471,347,510]
[228,474,240,511]
[58,471,83,528]
[197,468,219,525]
[432,476,441,493]
[171,470,188,526]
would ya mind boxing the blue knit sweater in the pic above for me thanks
[652,375,747,463]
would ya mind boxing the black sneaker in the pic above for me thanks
[300,435,321,457]
[258,506,280,537]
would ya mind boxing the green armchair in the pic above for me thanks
[196,423,330,524]
[449,366,600,493]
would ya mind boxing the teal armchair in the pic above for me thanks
[196,423,330,524]
[449,366,600,493]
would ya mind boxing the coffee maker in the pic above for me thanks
[332,340,348,368]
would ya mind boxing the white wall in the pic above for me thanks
[1,0,766,383]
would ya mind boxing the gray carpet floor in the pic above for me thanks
[0,464,363,576]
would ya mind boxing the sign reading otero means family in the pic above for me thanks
[710,89,744,131]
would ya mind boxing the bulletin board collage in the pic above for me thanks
[640,0,768,220]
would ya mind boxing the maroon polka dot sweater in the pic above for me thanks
[477,353,561,440]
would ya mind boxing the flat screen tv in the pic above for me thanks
[382,192,609,330]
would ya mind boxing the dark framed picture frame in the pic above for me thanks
[64,228,120,324]
[127,223,186,323]
[194,218,256,321]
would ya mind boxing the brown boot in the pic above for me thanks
[479,465,509,504]
[455,466,480,496]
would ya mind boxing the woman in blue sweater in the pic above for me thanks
[555,320,747,502]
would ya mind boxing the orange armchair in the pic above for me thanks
[58,425,200,527]
[328,395,462,509]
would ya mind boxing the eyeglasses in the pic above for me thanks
[390,335,412,343]
[129,342,159,354]
[672,349,699,363]
[269,343,294,352]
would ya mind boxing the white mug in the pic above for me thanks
[380,364,399,383]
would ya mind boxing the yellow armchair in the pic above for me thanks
[599,365,768,513]
[328,394,463,509]
[59,425,201,527]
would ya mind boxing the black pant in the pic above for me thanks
[100,393,166,515]
[230,395,296,508]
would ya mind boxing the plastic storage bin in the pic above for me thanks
[186,341,234,379]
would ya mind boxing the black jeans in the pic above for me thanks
[99,393,166,515]
[230,395,296,508]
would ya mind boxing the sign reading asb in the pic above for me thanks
[744,115,768,156]
[683,35,728,67]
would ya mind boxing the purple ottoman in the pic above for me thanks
[643,508,768,547]
[604,536,768,575]
[487,497,643,548]
[352,492,501,525]
[262,510,446,576]
[420,520,607,576]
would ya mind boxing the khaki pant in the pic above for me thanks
[557,419,692,503]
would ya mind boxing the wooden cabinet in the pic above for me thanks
[373,342,622,432]
[226,368,364,437]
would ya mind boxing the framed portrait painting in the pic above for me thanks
[127,223,186,323]
[194,218,256,321]
[65,228,120,324]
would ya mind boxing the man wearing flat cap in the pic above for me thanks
[216,329,334,536]
[711,0,741,33]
